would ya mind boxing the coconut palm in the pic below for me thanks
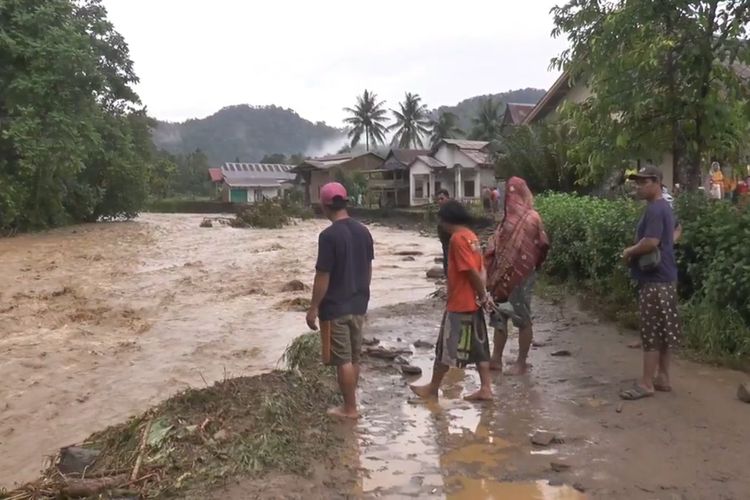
[389,92,431,149]
[470,97,503,142]
[343,90,389,152]
[428,111,464,148]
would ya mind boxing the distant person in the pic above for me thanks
[485,177,549,375]
[306,182,374,419]
[410,201,494,402]
[435,189,451,275]
[710,162,724,200]
[620,167,680,401]
[491,186,501,215]
[482,187,492,213]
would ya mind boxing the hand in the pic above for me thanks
[621,247,633,265]
[306,307,319,331]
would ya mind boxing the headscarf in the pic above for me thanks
[485,177,550,301]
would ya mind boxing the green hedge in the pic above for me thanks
[536,192,750,361]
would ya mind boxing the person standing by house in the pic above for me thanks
[306,182,374,419]
[435,189,451,275]
[482,187,492,213]
[410,200,494,401]
[484,177,549,375]
[620,166,680,401]
[710,161,724,200]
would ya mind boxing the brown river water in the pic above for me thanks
[0,214,441,486]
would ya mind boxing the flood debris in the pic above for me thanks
[395,250,424,256]
[413,340,434,349]
[402,256,416,262]
[4,333,340,499]
[276,297,311,312]
[550,461,571,472]
[551,350,572,357]
[365,346,412,360]
[281,280,310,293]
[531,431,559,447]
[426,267,445,279]
[401,365,423,376]
[362,337,380,346]
[738,382,750,403]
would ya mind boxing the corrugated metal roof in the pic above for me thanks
[441,139,490,150]
[208,167,223,183]
[412,155,446,168]
[294,152,384,171]
[220,163,296,183]
[461,149,491,165]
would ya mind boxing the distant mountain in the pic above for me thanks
[152,105,344,165]
[435,88,547,132]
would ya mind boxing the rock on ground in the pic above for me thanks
[426,267,445,279]
[738,382,750,403]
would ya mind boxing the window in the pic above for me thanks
[464,180,476,198]
[435,181,442,193]
[415,184,424,199]
[254,189,264,202]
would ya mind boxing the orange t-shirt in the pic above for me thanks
[447,228,483,313]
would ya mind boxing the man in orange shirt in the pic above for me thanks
[411,200,494,401]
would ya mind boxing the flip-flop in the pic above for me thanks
[619,385,654,400]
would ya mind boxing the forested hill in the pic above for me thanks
[152,105,343,165]
[436,88,547,131]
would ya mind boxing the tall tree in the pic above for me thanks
[428,112,464,148]
[469,98,504,142]
[389,92,431,148]
[552,0,750,190]
[343,90,389,151]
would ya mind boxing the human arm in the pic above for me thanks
[306,271,330,330]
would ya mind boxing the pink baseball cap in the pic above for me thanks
[320,182,349,205]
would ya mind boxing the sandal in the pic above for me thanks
[619,384,654,400]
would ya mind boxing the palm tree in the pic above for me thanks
[343,90,389,152]
[427,111,464,148]
[470,97,503,142]
[389,92,431,149]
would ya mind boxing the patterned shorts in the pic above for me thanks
[638,282,681,351]
[435,310,491,368]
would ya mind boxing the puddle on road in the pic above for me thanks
[447,478,586,499]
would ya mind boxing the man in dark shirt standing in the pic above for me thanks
[435,189,451,275]
[306,182,374,419]
[621,166,681,400]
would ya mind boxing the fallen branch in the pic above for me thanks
[131,418,153,482]
[61,474,129,498]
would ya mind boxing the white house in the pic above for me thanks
[217,163,296,203]
[408,139,495,206]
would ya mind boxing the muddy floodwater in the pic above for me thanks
[0,214,440,486]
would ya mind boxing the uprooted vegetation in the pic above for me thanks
[231,200,313,230]
[1,334,338,499]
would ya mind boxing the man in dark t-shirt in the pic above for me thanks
[621,166,681,401]
[306,182,374,419]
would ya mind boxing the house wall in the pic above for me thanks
[308,154,384,204]
[433,144,479,170]
[409,160,432,206]
[546,81,594,121]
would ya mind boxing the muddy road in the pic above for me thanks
[0,214,441,486]
[343,299,750,499]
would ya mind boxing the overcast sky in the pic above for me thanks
[102,0,569,126]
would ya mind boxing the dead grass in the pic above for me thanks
[2,335,340,499]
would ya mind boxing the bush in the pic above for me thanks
[536,192,750,361]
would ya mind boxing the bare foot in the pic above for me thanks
[504,362,529,376]
[410,384,438,400]
[464,388,493,401]
[654,374,672,392]
[326,406,359,420]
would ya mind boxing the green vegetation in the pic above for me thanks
[536,193,750,364]
[343,90,389,152]
[435,88,546,133]
[4,334,339,499]
[0,0,151,234]
[469,97,504,144]
[497,122,582,192]
[551,0,750,190]
[233,199,312,229]
[427,112,464,148]
[152,105,342,165]
[389,93,432,149]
